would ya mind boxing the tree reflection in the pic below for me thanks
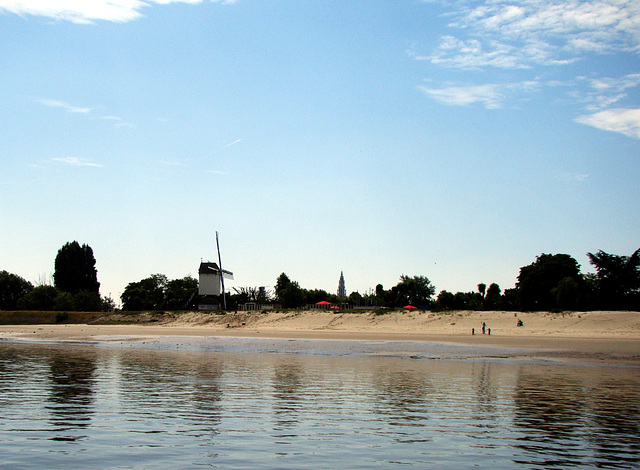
[585,377,640,467]
[189,360,224,435]
[473,362,498,410]
[468,362,502,435]
[46,348,97,440]
[272,360,304,432]
[372,367,432,422]
[116,350,224,430]
[513,367,589,467]
[513,366,640,468]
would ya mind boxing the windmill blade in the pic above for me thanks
[222,271,234,280]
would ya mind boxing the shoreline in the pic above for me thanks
[1,310,639,365]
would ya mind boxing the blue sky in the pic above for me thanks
[1,0,639,304]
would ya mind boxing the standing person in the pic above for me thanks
[472,328,475,335]
[488,327,491,335]
[482,322,486,334]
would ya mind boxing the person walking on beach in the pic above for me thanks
[482,322,486,334]
[488,327,491,335]
[472,328,475,335]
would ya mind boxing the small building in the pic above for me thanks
[198,261,233,310]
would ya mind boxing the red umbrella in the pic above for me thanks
[403,305,417,309]
[316,301,331,305]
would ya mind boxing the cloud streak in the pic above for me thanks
[418,81,538,109]
[50,157,104,167]
[223,138,242,148]
[100,115,135,127]
[579,73,640,111]
[0,0,236,24]
[36,98,91,113]
[575,108,640,139]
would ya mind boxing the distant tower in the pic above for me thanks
[337,271,346,299]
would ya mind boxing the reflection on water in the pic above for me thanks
[0,341,638,469]
[514,367,640,468]
[46,350,96,441]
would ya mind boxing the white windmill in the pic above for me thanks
[198,231,234,309]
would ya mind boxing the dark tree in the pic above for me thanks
[0,271,33,310]
[435,290,455,311]
[54,241,100,294]
[477,283,486,299]
[552,276,581,311]
[275,273,292,297]
[484,283,502,310]
[375,283,389,307]
[121,274,168,311]
[391,275,436,308]
[502,288,520,311]
[74,290,102,311]
[306,288,337,305]
[347,291,363,306]
[165,276,198,310]
[274,273,305,308]
[17,285,58,311]
[517,253,583,311]
[452,291,483,310]
[587,248,640,310]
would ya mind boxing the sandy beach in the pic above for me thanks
[1,310,639,364]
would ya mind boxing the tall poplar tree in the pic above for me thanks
[53,241,100,294]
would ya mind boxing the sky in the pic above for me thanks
[1,0,639,304]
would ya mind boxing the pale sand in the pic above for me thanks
[1,310,639,363]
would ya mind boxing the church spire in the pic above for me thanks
[337,271,346,299]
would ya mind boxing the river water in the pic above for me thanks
[0,338,638,469]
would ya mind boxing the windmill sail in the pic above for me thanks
[216,231,227,309]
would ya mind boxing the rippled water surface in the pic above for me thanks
[0,340,639,469]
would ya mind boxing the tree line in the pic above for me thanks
[0,241,114,312]
[1,241,638,312]
[272,250,639,312]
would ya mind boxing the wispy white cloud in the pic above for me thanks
[555,172,590,184]
[0,0,236,24]
[422,35,567,70]
[51,156,104,167]
[100,115,134,127]
[160,160,182,166]
[575,108,640,139]
[222,138,242,148]
[570,74,640,138]
[36,98,91,113]
[35,99,136,127]
[415,2,640,140]
[578,73,640,111]
[420,1,640,70]
[1,0,147,24]
[418,81,539,109]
